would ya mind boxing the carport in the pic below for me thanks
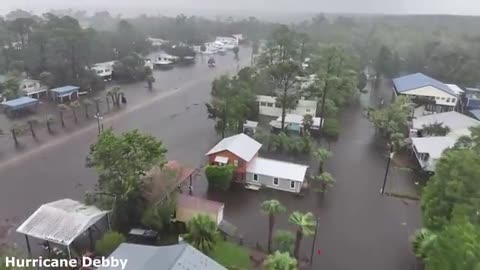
[1,96,39,116]
[16,198,110,259]
[49,85,80,102]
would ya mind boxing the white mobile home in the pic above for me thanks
[246,157,308,193]
[257,95,317,117]
[19,79,48,98]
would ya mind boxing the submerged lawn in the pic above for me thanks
[210,241,252,269]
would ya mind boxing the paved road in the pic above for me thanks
[0,49,250,244]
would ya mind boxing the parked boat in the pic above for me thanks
[154,54,177,70]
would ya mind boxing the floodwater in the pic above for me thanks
[0,51,421,270]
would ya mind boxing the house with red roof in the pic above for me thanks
[206,134,308,193]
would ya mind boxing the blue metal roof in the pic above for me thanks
[470,109,480,120]
[466,98,480,110]
[50,85,79,94]
[2,96,38,110]
[393,73,456,96]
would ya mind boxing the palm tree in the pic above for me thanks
[183,214,219,254]
[82,98,94,119]
[57,104,69,128]
[289,211,316,260]
[302,114,313,135]
[107,87,123,107]
[93,97,102,115]
[421,122,450,136]
[313,148,331,174]
[261,200,286,253]
[314,172,335,193]
[70,100,81,124]
[264,251,298,270]
[274,230,295,254]
[10,124,21,146]
[46,114,55,134]
[26,118,38,139]
[412,228,437,260]
[146,75,155,90]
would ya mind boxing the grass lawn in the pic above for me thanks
[211,241,252,269]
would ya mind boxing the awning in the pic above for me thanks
[214,156,229,164]
[2,97,38,110]
[16,199,109,245]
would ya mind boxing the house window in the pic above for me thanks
[233,160,238,167]
[260,102,267,106]
[267,103,274,107]
[253,174,258,182]
[273,178,279,186]
[446,98,450,102]
[275,103,281,108]
[290,181,295,189]
[441,97,446,100]
[451,98,456,103]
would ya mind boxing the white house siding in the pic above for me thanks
[257,95,317,117]
[245,172,301,193]
[402,86,457,107]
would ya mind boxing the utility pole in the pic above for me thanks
[381,144,394,195]
[94,113,103,136]
[309,218,320,268]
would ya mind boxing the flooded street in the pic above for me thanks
[208,77,421,270]
[0,48,250,243]
[0,52,421,270]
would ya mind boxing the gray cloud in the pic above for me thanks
[1,0,480,16]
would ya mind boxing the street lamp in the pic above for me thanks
[94,112,104,135]
[381,143,394,195]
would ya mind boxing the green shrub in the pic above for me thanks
[274,230,295,254]
[323,118,340,138]
[211,241,252,269]
[95,231,126,256]
[205,165,235,190]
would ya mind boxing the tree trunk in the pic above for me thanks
[11,129,18,146]
[59,112,65,128]
[84,105,89,119]
[293,229,303,260]
[46,121,52,134]
[267,214,274,253]
[72,110,78,123]
[281,84,288,130]
[29,122,36,138]
[318,161,324,174]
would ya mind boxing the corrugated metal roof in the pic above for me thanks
[206,133,262,162]
[98,243,227,270]
[470,109,480,120]
[393,73,455,96]
[50,85,80,94]
[412,111,480,131]
[2,97,38,110]
[246,157,308,182]
[412,136,456,159]
[16,199,109,245]
[445,84,464,95]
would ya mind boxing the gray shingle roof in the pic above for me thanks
[393,73,456,96]
[98,243,227,270]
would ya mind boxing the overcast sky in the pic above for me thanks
[2,0,480,16]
